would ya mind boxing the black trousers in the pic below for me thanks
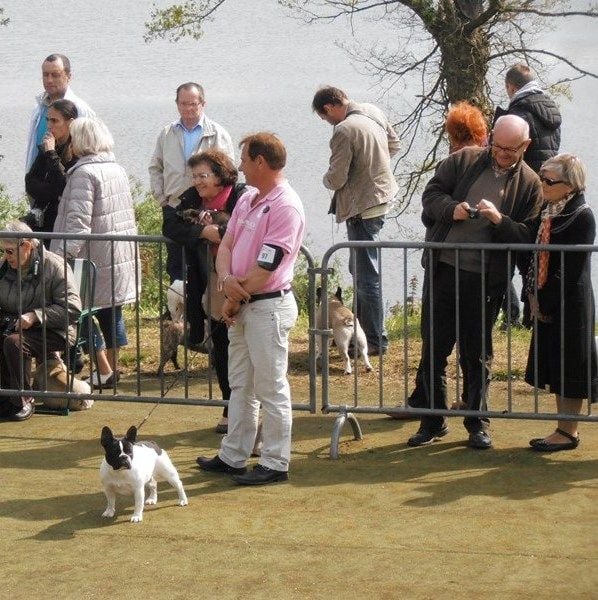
[209,319,230,417]
[419,262,502,433]
[0,328,66,410]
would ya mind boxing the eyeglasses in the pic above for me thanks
[490,141,527,155]
[191,172,213,181]
[539,174,564,186]
[1,242,25,256]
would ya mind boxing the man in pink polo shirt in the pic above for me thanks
[197,132,305,485]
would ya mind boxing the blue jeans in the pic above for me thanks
[346,215,388,351]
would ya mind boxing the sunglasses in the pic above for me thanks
[1,241,26,256]
[539,175,564,186]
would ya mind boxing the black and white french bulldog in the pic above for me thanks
[100,425,188,523]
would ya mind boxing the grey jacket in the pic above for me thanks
[50,153,140,309]
[0,250,82,344]
[323,101,400,223]
[148,116,235,207]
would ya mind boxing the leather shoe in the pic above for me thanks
[6,398,35,421]
[468,430,492,449]
[232,464,288,485]
[530,428,579,452]
[407,425,449,447]
[196,455,246,475]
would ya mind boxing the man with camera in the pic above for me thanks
[0,221,81,421]
[409,115,542,449]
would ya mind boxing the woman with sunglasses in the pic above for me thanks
[480,153,597,451]
[24,99,78,242]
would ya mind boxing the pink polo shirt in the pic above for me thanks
[227,180,305,293]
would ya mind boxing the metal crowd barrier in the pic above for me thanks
[313,240,598,458]
[0,230,316,415]
[2,231,596,460]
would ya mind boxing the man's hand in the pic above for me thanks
[453,202,475,221]
[16,312,38,331]
[221,298,241,326]
[477,199,503,225]
[222,275,251,303]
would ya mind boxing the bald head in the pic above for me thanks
[493,114,530,141]
[491,115,531,169]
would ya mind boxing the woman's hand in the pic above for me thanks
[201,224,221,244]
[477,199,503,224]
[41,132,56,153]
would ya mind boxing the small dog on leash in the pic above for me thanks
[100,425,188,523]
[157,280,185,375]
[316,287,373,375]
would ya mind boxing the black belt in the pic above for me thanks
[248,289,291,303]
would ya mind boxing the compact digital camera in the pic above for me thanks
[0,314,18,338]
[467,207,480,219]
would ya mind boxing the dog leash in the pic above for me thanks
[136,321,225,431]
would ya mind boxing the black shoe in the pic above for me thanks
[232,464,288,486]
[468,430,492,449]
[530,428,579,452]
[6,399,35,422]
[407,425,449,447]
[196,455,246,475]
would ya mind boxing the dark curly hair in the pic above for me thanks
[188,149,238,186]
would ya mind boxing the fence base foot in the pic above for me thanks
[329,411,363,459]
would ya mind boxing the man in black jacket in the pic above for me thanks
[408,115,542,450]
[494,63,562,327]
[495,63,562,174]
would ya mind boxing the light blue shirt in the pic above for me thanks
[35,104,49,151]
[176,119,203,161]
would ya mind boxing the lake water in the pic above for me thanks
[0,0,597,305]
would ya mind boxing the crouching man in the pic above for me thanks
[0,221,81,420]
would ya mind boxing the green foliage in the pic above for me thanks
[386,301,422,340]
[0,184,29,226]
[144,0,222,42]
[131,178,168,315]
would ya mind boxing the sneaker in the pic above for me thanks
[84,371,119,390]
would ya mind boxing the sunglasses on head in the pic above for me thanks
[539,174,564,186]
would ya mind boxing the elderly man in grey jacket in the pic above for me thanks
[0,221,81,421]
[149,82,234,284]
[313,86,400,356]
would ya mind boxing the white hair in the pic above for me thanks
[2,220,39,248]
[70,117,114,156]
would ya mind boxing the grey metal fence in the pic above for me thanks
[3,231,596,460]
[313,240,598,458]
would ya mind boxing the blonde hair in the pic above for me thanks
[541,153,586,192]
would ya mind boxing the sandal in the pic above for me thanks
[530,428,580,452]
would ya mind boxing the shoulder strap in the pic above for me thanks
[346,109,386,132]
